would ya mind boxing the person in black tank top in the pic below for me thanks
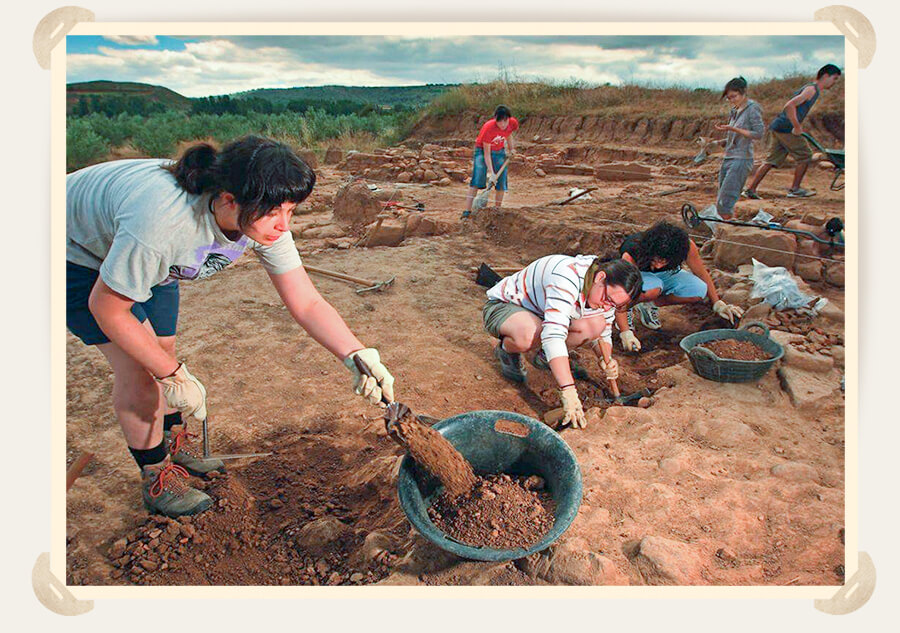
[743,64,842,200]
[614,222,744,353]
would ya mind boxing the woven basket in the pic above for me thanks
[679,321,784,383]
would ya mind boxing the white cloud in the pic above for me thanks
[103,35,159,46]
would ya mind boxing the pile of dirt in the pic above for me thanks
[428,474,555,549]
[699,339,772,361]
[394,416,477,497]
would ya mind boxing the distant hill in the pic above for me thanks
[67,81,191,114]
[233,84,456,108]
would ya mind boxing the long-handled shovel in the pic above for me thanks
[472,159,510,213]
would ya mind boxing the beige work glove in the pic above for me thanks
[599,357,619,380]
[558,385,587,429]
[156,363,207,422]
[343,348,395,406]
[619,330,642,352]
[712,300,744,324]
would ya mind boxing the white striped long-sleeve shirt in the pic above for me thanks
[486,254,614,361]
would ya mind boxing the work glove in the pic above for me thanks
[343,348,395,406]
[558,385,587,429]
[156,363,207,422]
[619,330,642,352]
[599,357,619,380]
[712,300,744,324]
[486,172,497,186]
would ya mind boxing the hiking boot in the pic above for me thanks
[786,187,816,198]
[165,423,225,477]
[741,189,761,200]
[494,344,526,383]
[634,302,662,330]
[531,349,590,380]
[141,457,212,518]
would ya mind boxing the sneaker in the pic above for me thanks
[141,457,213,517]
[493,344,526,383]
[531,349,590,380]
[634,302,662,330]
[786,188,816,198]
[626,307,635,331]
[741,189,761,200]
[165,423,225,477]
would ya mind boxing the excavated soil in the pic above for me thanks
[429,474,555,549]
[394,416,476,497]
[67,130,845,587]
[699,340,773,361]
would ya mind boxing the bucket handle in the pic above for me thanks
[739,320,770,337]
[689,345,720,363]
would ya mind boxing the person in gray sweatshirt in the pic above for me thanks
[714,77,765,218]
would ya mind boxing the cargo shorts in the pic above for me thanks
[764,130,813,167]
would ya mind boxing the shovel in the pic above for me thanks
[472,159,510,212]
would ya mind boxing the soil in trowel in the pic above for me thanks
[699,339,772,361]
[395,417,477,497]
[428,474,556,549]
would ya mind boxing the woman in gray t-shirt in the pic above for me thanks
[713,77,765,218]
[67,136,396,517]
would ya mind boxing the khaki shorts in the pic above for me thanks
[764,130,813,167]
[482,299,536,339]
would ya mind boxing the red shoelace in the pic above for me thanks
[148,462,191,498]
[170,426,199,457]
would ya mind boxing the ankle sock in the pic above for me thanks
[129,440,168,469]
[163,412,182,431]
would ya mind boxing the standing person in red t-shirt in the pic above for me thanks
[461,105,519,219]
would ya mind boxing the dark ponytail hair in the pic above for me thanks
[585,256,643,306]
[721,76,748,99]
[163,135,317,229]
[632,221,690,271]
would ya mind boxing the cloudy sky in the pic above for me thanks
[66,35,843,97]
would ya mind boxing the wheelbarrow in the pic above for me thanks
[802,132,845,191]
[396,410,583,562]
[681,203,844,249]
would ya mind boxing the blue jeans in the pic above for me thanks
[470,148,508,190]
[717,158,753,218]
[641,269,707,300]
[67,261,180,345]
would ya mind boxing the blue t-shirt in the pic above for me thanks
[770,83,819,133]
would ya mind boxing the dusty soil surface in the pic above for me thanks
[67,131,845,586]
[699,340,773,361]
[394,416,476,497]
[429,474,555,549]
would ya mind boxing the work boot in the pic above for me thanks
[634,302,662,330]
[141,457,212,518]
[165,423,225,477]
[530,349,590,380]
[494,344,526,383]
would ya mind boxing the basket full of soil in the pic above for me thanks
[679,320,784,383]
[396,410,582,562]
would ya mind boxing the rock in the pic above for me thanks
[359,531,395,564]
[604,406,655,425]
[824,263,845,288]
[658,457,685,475]
[630,536,704,585]
[109,538,128,559]
[397,171,412,183]
[423,169,437,181]
[768,329,805,348]
[584,407,604,427]
[713,224,797,271]
[349,573,365,582]
[299,224,346,239]
[638,397,653,408]
[783,345,834,373]
[296,149,318,170]
[594,162,652,181]
[716,547,738,563]
[520,538,628,585]
[324,147,344,164]
[332,181,382,229]
[296,517,354,554]
[816,301,844,326]
[777,366,842,409]
[831,345,845,367]
[739,302,772,326]
[794,260,823,282]
[721,284,752,307]
[437,177,452,186]
[364,219,406,247]
[534,168,547,177]
[269,498,284,509]
[692,419,755,447]
[139,559,159,572]
[771,461,819,482]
